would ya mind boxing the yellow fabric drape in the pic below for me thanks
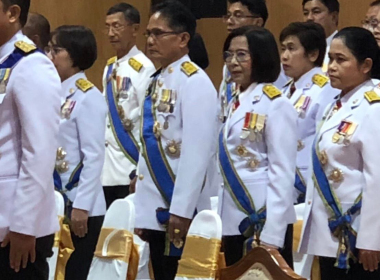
[54,216,75,280]
[176,236,221,279]
[293,220,303,251]
[311,256,321,280]
[93,228,139,280]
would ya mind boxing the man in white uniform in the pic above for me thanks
[134,2,218,279]
[302,0,340,72]
[0,0,61,279]
[102,3,155,208]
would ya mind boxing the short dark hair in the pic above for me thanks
[52,25,97,71]
[24,13,50,48]
[370,0,380,7]
[302,0,340,13]
[151,0,196,42]
[280,22,326,67]
[334,27,380,79]
[189,33,209,70]
[2,0,30,27]
[106,2,140,24]
[228,0,268,26]
[223,26,280,83]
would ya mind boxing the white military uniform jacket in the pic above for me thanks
[322,30,338,72]
[101,46,155,186]
[57,72,107,217]
[218,65,288,123]
[282,68,339,200]
[299,80,380,257]
[134,55,218,231]
[219,83,297,248]
[0,32,61,241]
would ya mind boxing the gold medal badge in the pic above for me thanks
[328,168,344,183]
[122,118,134,132]
[165,140,181,158]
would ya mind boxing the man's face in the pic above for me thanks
[224,2,263,33]
[303,0,337,37]
[105,12,138,52]
[0,2,13,44]
[362,5,380,38]
[145,12,185,64]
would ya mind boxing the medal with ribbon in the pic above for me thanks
[294,95,311,117]
[332,120,358,145]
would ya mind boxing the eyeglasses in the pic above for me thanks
[143,29,180,40]
[103,24,128,35]
[222,13,261,22]
[361,19,380,29]
[44,45,65,56]
[223,50,251,63]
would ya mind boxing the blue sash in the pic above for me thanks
[225,70,233,103]
[312,134,361,269]
[105,63,139,165]
[140,73,184,256]
[295,168,306,204]
[53,163,84,218]
[218,127,266,253]
[0,45,39,69]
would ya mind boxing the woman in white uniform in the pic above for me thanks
[299,27,380,279]
[219,26,298,267]
[46,25,107,280]
[280,21,339,203]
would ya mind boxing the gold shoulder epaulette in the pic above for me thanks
[365,91,380,104]
[129,57,143,72]
[14,41,36,54]
[263,84,281,100]
[76,78,94,92]
[312,74,329,88]
[181,61,198,77]
[107,56,117,66]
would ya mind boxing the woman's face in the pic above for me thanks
[225,35,252,90]
[328,38,371,92]
[46,36,73,81]
[281,35,316,81]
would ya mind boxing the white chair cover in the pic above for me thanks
[175,210,222,280]
[210,196,218,213]
[87,199,135,280]
[125,194,152,280]
[293,203,313,280]
[47,191,65,280]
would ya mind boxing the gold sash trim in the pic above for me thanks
[293,220,303,251]
[54,216,75,280]
[93,228,139,280]
[176,235,221,278]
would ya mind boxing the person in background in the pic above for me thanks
[299,27,380,280]
[302,0,339,72]
[47,25,107,280]
[0,0,61,279]
[219,0,287,123]
[362,0,380,55]
[134,1,218,279]
[102,3,155,209]
[280,22,339,204]
[219,25,297,268]
[23,12,50,50]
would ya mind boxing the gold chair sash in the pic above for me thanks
[176,235,221,278]
[54,216,75,280]
[93,228,139,280]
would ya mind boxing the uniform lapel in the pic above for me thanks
[227,83,262,134]
[319,81,371,136]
